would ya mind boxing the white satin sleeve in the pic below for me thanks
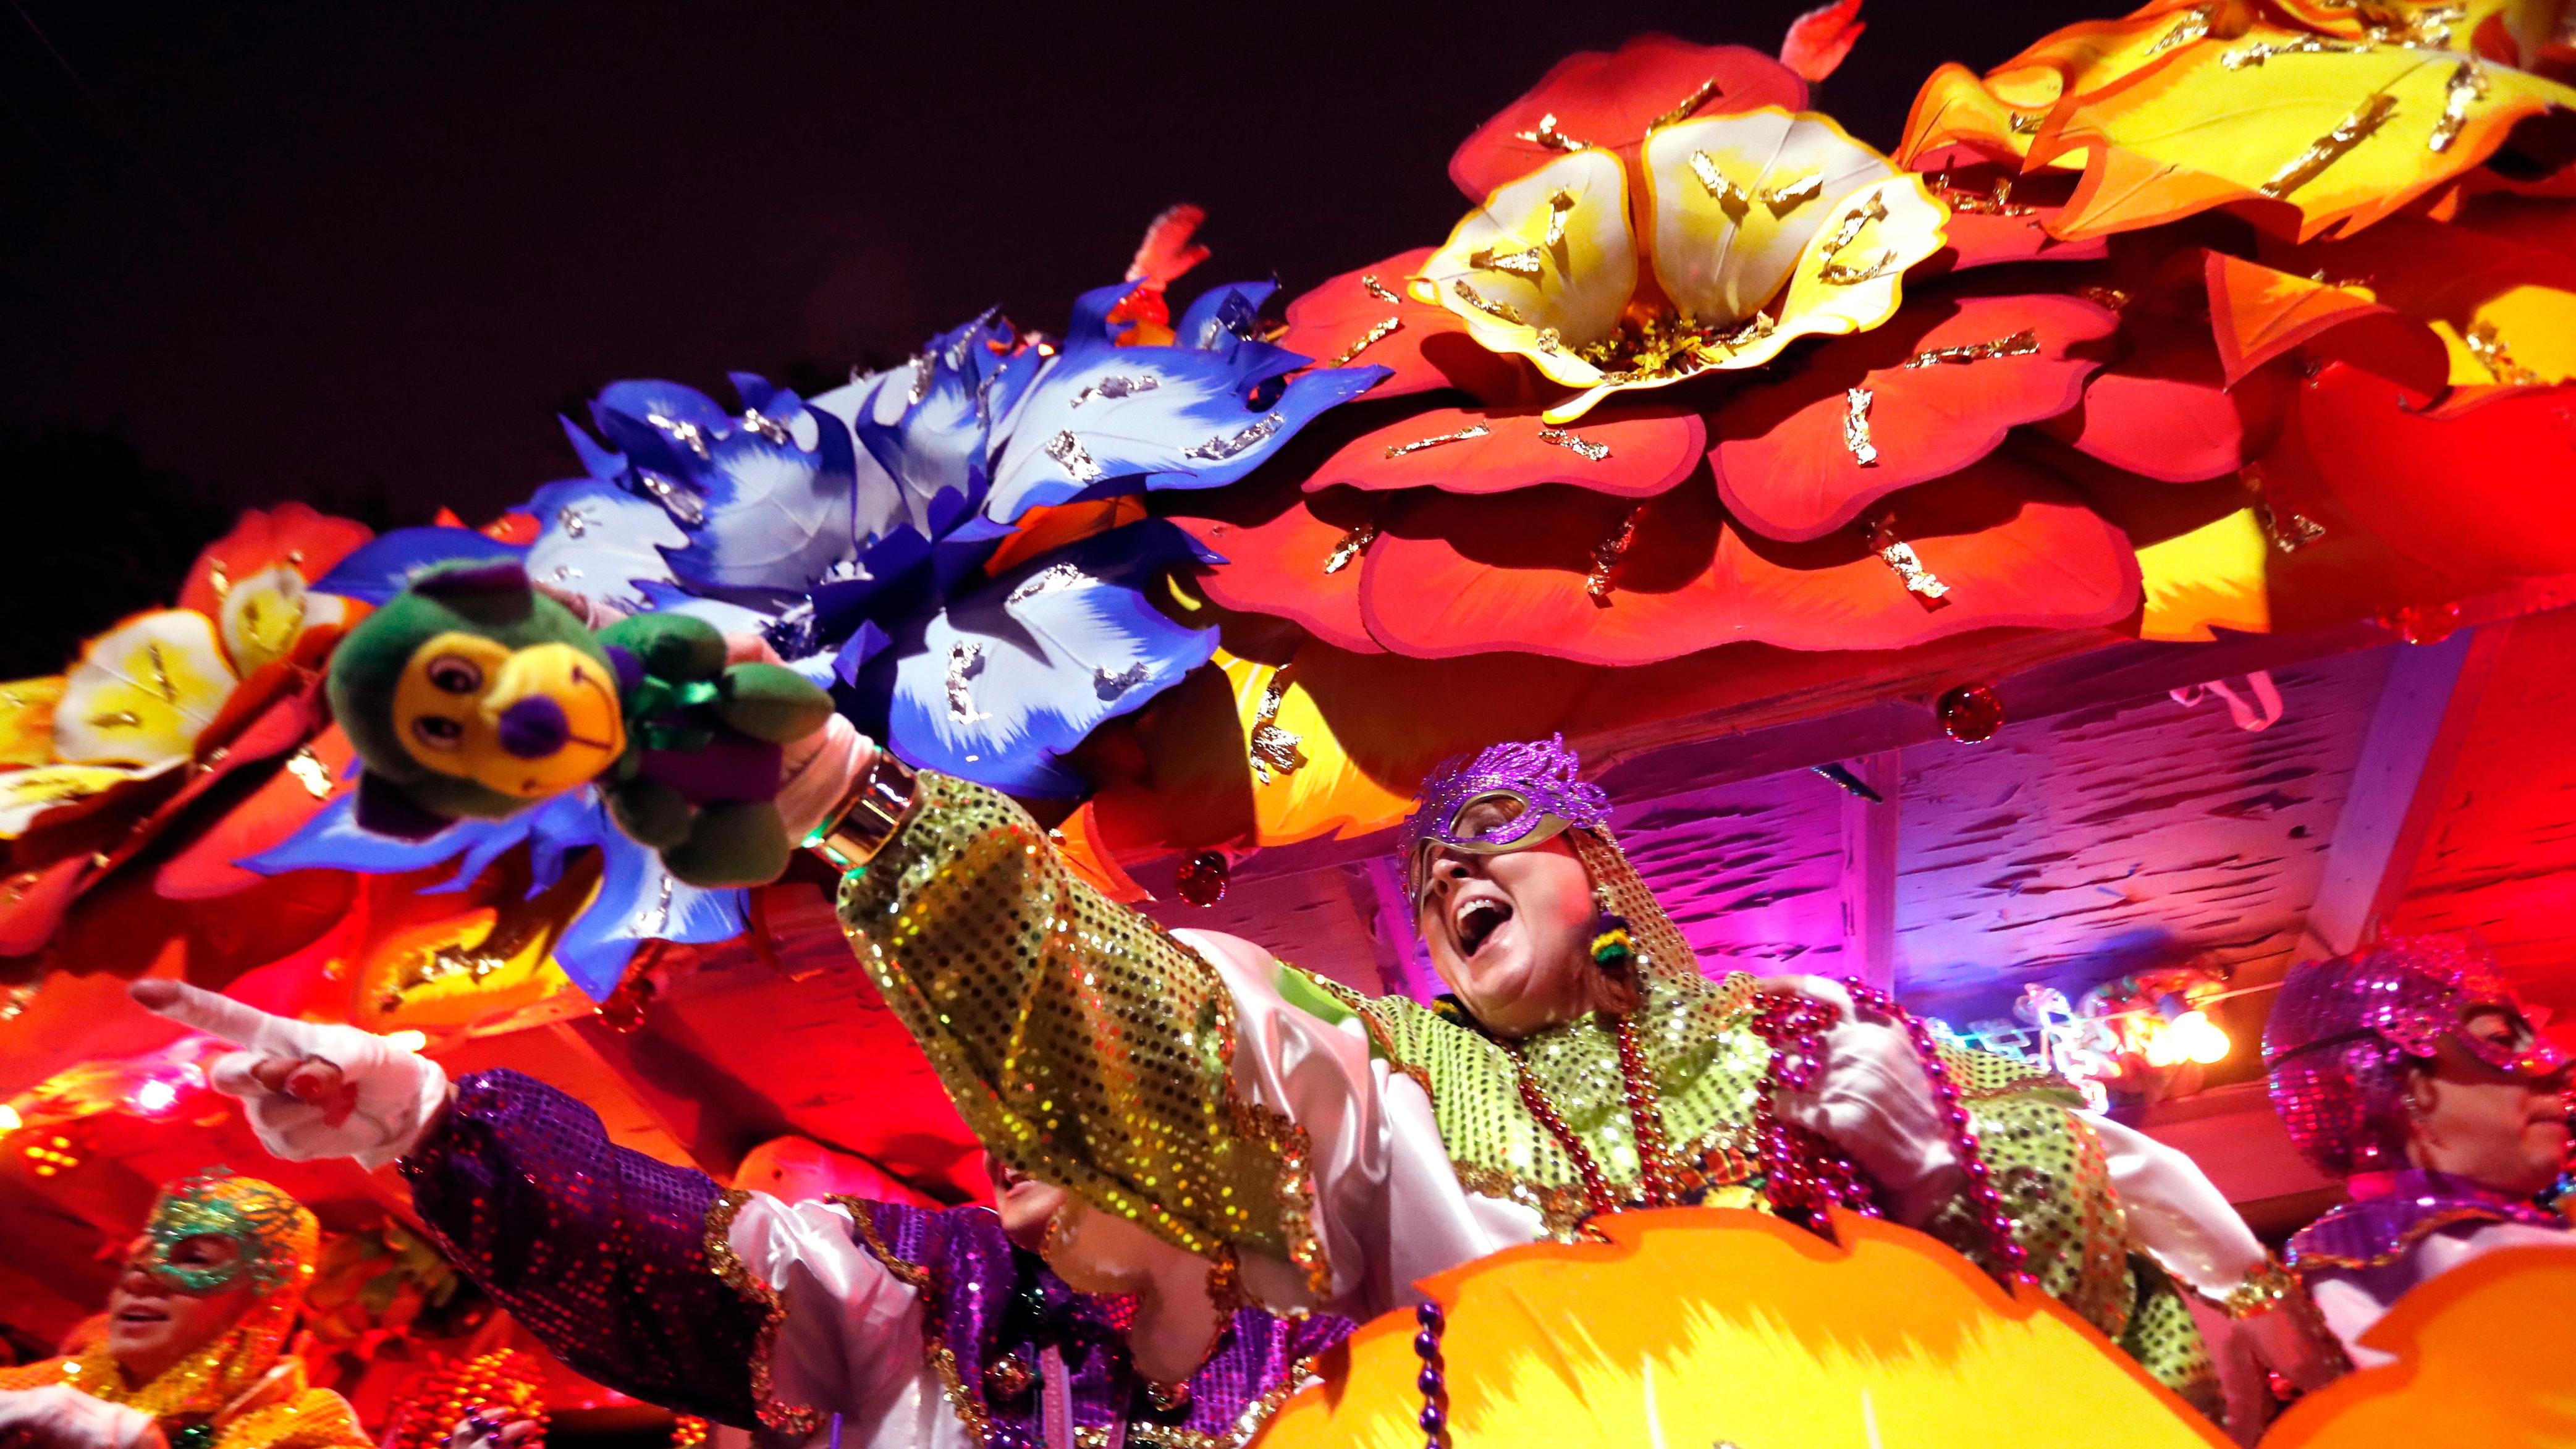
[723,1194,969,1449]
[1173,929,1543,1322]
[2087,1114,2271,1298]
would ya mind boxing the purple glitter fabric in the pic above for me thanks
[399,1070,765,1427]
[2263,935,2567,1177]
[2287,1167,2567,1305]
[854,1201,1350,1447]
[1399,733,1609,862]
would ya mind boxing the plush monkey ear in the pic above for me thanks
[411,559,534,601]
[353,772,457,841]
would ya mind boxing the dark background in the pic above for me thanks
[0,1,2109,674]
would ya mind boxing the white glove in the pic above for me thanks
[1763,977,1962,1225]
[130,981,449,1169]
[0,1385,159,1449]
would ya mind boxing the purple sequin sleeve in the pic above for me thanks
[399,1069,763,1427]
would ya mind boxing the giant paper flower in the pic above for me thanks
[1186,34,2147,670]
[0,504,371,964]
[1899,0,2576,243]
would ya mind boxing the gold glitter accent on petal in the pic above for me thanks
[1248,672,1307,786]
[1904,329,2041,368]
[1935,173,2037,216]
[2146,6,2212,56]
[1537,428,1611,462]
[1383,423,1492,458]
[2008,111,2043,135]
[2223,35,2380,69]
[1843,387,1880,466]
[1324,522,1377,574]
[1513,112,1589,153]
[2260,93,2397,199]
[1326,316,1401,368]
[1586,507,1641,604]
[1544,188,1579,248]
[1451,279,1527,326]
[1687,153,1823,215]
[2430,59,2490,153]
[2465,319,2544,385]
[2079,285,2132,310]
[1359,274,1403,305]
[1648,75,1726,133]
[1815,195,1897,285]
[1469,243,1545,277]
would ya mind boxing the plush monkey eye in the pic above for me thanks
[410,715,466,751]
[425,656,484,694]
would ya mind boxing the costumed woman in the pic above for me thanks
[145,731,2320,1432]
[118,983,1349,1449]
[0,1171,368,1449]
[2265,934,2575,1369]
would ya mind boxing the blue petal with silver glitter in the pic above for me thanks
[882,520,1222,796]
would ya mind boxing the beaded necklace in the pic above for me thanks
[1508,1015,1684,1217]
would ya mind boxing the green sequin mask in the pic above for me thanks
[141,1168,317,1297]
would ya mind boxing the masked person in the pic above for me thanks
[145,730,2312,1428]
[0,1172,366,1449]
[2266,934,2575,1368]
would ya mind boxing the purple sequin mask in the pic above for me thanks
[1399,735,1610,904]
[2265,934,2568,1177]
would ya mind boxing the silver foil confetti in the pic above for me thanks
[1007,561,1091,604]
[1185,412,1286,464]
[1248,672,1306,785]
[740,409,793,445]
[1093,662,1151,699]
[648,412,712,461]
[1843,387,1880,467]
[1068,375,1162,409]
[1324,521,1378,573]
[945,641,990,724]
[2430,60,2488,153]
[1384,423,1492,458]
[635,471,706,527]
[1044,430,1106,483]
[1537,428,1611,462]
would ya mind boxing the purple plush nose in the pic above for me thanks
[496,696,570,758]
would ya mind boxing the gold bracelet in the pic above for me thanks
[803,751,919,870]
[2219,1256,2299,1319]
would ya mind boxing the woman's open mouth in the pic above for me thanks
[112,1305,169,1325]
[1455,896,1513,959]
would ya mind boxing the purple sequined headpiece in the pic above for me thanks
[1399,735,1610,885]
[2264,934,2567,1177]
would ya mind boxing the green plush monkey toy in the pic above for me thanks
[326,559,835,887]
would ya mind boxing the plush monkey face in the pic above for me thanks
[391,630,627,798]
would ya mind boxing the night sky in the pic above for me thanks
[0,0,2109,654]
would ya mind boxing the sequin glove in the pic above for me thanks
[1762,977,1962,1225]
[131,980,449,1170]
[0,1385,160,1449]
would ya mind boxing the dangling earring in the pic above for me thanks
[1589,885,1634,976]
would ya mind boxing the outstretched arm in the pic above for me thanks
[830,767,1323,1293]
[402,1069,764,1426]
[127,983,913,1432]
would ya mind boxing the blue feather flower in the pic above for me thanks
[282,276,1381,995]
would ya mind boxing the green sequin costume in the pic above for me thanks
[835,771,2219,1412]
